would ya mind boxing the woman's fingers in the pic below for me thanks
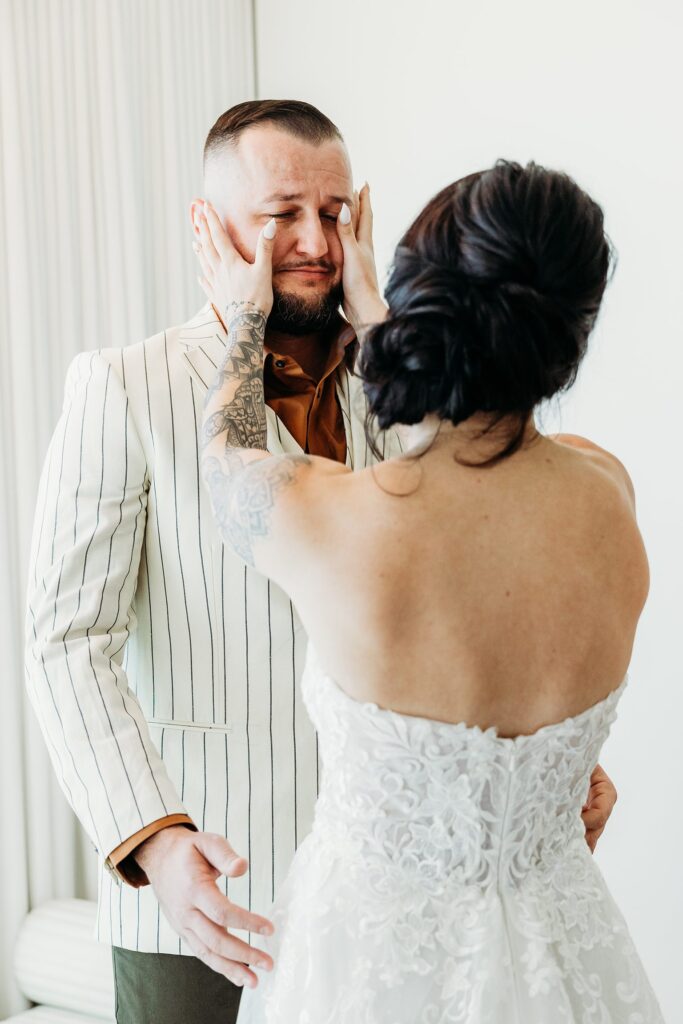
[337,184,374,252]
[191,202,275,316]
[192,238,214,284]
[336,201,356,249]
[253,218,277,270]
[195,206,222,269]
[356,182,374,248]
[203,201,238,262]
[351,189,360,234]
[196,273,212,299]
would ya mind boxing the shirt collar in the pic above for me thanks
[211,303,358,378]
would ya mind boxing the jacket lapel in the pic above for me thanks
[336,365,368,469]
[178,302,227,392]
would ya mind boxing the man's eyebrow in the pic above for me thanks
[260,191,353,206]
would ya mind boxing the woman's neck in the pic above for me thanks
[401,411,542,460]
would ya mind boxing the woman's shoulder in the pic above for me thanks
[546,433,637,510]
[548,433,649,608]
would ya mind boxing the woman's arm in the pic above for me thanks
[192,192,380,571]
[200,301,312,568]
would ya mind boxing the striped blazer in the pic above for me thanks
[24,302,404,955]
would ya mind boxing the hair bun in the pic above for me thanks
[358,162,611,455]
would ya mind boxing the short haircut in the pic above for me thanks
[203,99,343,166]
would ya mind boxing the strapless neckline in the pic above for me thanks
[304,644,629,747]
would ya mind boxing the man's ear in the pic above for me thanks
[189,198,205,236]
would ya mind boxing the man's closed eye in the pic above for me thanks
[269,212,338,221]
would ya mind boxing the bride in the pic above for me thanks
[193,160,665,1022]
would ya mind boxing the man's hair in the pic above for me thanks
[203,99,343,166]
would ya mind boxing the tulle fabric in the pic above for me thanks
[236,645,664,1023]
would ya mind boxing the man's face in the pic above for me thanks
[197,125,355,333]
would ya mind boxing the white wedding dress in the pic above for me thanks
[236,642,664,1023]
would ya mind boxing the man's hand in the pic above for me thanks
[134,825,274,988]
[582,763,617,853]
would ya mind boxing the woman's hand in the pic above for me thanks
[335,184,388,333]
[193,201,277,323]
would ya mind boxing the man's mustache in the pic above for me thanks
[275,260,336,272]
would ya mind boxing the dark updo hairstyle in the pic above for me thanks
[357,160,614,467]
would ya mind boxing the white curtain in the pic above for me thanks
[0,1,255,1015]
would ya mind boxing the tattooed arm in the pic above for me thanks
[200,302,313,568]
[193,204,349,573]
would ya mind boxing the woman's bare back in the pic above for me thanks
[285,433,649,739]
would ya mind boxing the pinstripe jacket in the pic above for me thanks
[24,302,404,955]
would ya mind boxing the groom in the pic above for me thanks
[24,99,617,1024]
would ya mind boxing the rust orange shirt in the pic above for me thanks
[263,316,357,461]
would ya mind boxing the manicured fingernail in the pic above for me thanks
[263,217,277,239]
[339,203,351,224]
[259,924,272,935]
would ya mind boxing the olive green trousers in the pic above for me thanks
[112,946,243,1023]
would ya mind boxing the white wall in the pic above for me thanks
[256,0,682,1016]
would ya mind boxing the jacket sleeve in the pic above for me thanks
[24,350,192,879]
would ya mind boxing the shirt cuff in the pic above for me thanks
[104,814,197,888]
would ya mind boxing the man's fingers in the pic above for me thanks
[582,807,608,831]
[186,908,273,971]
[194,881,274,936]
[585,825,604,853]
[589,763,612,786]
[193,832,248,878]
[192,833,275,932]
[583,780,616,822]
[184,927,258,988]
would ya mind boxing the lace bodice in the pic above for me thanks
[236,643,664,1023]
[304,643,628,894]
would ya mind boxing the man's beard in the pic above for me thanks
[267,281,344,335]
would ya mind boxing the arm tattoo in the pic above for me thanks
[202,452,311,566]
[201,307,268,450]
[200,303,311,565]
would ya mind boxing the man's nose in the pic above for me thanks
[293,215,329,260]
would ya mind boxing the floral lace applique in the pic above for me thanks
[236,648,664,1024]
